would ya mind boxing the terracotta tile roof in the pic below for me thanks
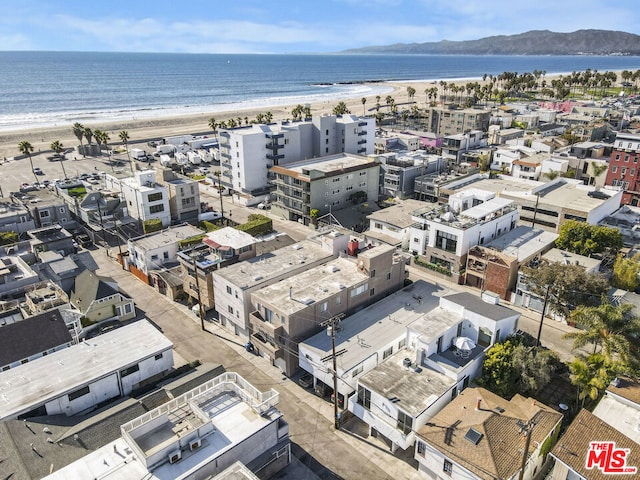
[551,409,640,480]
[417,388,562,479]
[607,377,640,406]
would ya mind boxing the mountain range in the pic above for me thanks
[340,30,640,56]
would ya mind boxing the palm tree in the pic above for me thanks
[119,130,133,174]
[19,140,38,183]
[264,111,273,123]
[50,140,68,179]
[406,86,416,104]
[361,97,367,116]
[332,101,350,116]
[73,122,85,157]
[569,353,621,408]
[564,298,640,365]
[83,127,94,150]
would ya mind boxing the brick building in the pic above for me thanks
[604,131,640,206]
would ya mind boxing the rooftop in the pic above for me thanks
[367,199,426,229]
[0,319,173,420]
[129,224,204,252]
[45,373,279,480]
[203,227,255,250]
[607,376,640,407]
[552,409,640,480]
[593,392,640,444]
[419,387,562,480]
[215,238,334,289]
[251,255,368,316]
[301,280,444,373]
[482,226,558,262]
[359,350,456,418]
[441,292,519,322]
[0,310,71,367]
[272,152,377,178]
[542,248,601,272]
[413,197,516,230]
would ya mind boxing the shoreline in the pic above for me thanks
[0,70,622,159]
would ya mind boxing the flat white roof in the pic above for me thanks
[593,394,640,444]
[215,239,334,289]
[252,256,368,316]
[301,280,444,372]
[0,320,173,420]
[462,197,514,220]
[484,226,558,262]
[205,227,255,250]
[130,225,204,251]
[280,153,374,175]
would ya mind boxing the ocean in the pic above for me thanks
[1,51,639,132]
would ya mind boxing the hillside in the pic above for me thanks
[341,30,640,56]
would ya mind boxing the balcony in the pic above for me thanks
[222,170,233,178]
[266,153,285,161]
[266,143,283,150]
[358,121,368,127]
[357,139,367,145]
[220,151,231,159]
[357,130,368,136]
[357,148,367,154]
[265,133,284,139]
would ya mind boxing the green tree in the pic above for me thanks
[406,86,416,103]
[569,353,621,408]
[83,127,94,147]
[611,254,640,291]
[119,130,133,174]
[564,298,640,366]
[555,220,622,258]
[264,111,273,123]
[478,341,518,397]
[72,122,85,157]
[0,231,18,245]
[542,170,560,180]
[361,97,367,116]
[18,140,38,183]
[50,140,68,180]
[332,101,350,115]
[523,261,609,320]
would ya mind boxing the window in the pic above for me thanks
[359,171,367,176]
[386,272,391,280]
[59,207,66,213]
[352,365,363,378]
[265,308,274,323]
[336,296,342,305]
[39,210,50,218]
[182,197,195,206]
[150,204,164,213]
[632,169,636,176]
[163,251,169,260]
[357,385,371,409]
[397,410,413,434]
[358,182,366,187]
[417,441,426,457]
[332,189,340,194]
[398,338,406,349]
[154,353,163,361]
[612,166,618,173]
[120,364,140,378]
[436,230,458,253]
[226,285,232,294]
[369,288,375,297]
[370,269,376,278]
[443,460,453,475]
[68,385,90,401]
[351,283,368,297]
[151,254,159,261]
[615,154,621,160]
[148,192,163,202]
[345,185,353,191]
[383,346,393,359]
[228,305,234,314]
[622,168,627,175]
[320,302,328,312]
[332,177,340,183]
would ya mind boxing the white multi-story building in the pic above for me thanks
[104,170,171,227]
[156,168,201,223]
[218,115,375,205]
[127,224,204,276]
[43,372,290,480]
[410,189,519,283]
[0,320,173,420]
[213,230,348,338]
[348,292,520,454]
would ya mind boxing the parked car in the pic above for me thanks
[47,154,63,161]
[298,372,314,388]
[33,167,43,175]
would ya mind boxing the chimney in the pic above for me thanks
[476,398,482,410]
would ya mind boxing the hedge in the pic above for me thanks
[178,233,207,249]
[143,218,163,234]
[234,214,272,236]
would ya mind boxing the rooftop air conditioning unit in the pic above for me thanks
[168,450,182,464]
[189,439,202,451]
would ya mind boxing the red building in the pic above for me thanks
[604,132,640,206]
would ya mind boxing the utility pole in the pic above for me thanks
[191,251,206,331]
[536,284,551,347]
[320,313,346,430]
[517,412,543,480]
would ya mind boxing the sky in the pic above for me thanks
[1,0,638,54]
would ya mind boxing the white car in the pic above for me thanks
[33,167,43,175]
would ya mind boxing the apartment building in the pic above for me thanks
[372,151,446,199]
[249,244,406,376]
[0,320,173,420]
[104,170,171,227]
[155,167,201,223]
[410,189,519,283]
[270,153,380,225]
[218,115,375,204]
[213,230,347,338]
[349,292,520,454]
[605,131,640,205]
[423,107,491,137]
[441,130,487,165]
[178,227,257,311]
[43,372,289,480]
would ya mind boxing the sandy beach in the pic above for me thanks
[0,71,615,159]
